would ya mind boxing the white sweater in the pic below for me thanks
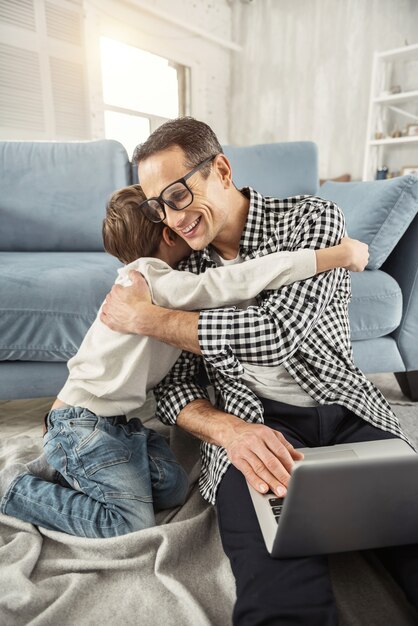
[58,249,316,417]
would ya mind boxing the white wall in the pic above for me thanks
[229,0,418,180]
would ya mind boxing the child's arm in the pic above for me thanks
[138,237,368,311]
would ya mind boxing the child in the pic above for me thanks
[0,185,368,538]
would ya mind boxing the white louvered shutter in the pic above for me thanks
[0,0,90,140]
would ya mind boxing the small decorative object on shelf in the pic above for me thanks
[381,85,403,96]
[406,123,418,136]
[374,131,385,139]
[401,166,418,176]
[389,85,402,94]
[390,127,402,138]
[376,166,389,180]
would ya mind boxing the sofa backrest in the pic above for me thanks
[0,140,131,251]
[223,141,319,197]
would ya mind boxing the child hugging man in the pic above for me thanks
[0,185,368,538]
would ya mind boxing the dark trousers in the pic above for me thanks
[216,400,418,625]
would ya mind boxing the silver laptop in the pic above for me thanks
[247,439,418,558]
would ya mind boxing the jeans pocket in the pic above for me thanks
[75,427,132,477]
[44,437,68,476]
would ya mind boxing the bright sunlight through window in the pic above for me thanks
[100,37,185,158]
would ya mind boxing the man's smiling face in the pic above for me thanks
[138,145,232,251]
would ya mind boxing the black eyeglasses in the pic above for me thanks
[138,155,217,223]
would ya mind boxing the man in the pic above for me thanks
[101,117,418,625]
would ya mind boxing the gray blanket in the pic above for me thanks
[0,402,235,626]
[1,398,417,626]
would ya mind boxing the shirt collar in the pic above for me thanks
[238,187,268,257]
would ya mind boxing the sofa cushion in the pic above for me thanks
[0,140,131,252]
[0,252,121,361]
[349,270,402,340]
[320,175,418,270]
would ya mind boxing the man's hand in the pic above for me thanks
[178,401,304,497]
[339,236,369,271]
[100,270,152,334]
[224,419,304,496]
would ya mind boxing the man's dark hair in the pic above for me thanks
[132,116,223,178]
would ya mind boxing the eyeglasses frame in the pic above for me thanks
[138,154,217,223]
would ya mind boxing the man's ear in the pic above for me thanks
[214,154,233,189]
[161,226,177,247]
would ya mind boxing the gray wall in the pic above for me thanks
[230,0,418,180]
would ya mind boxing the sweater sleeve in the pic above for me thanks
[135,249,316,310]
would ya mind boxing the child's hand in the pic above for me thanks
[100,271,152,334]
[127,270,152,303]
[339,237,369,271]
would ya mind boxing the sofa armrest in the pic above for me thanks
[382,213,418,370]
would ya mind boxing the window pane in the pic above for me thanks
[100,37,180,119]
[104,110,150,159]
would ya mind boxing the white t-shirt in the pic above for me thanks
[58,249,317,416]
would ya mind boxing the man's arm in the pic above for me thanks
[174,399,303,497]
[152,356,303,498]
[100,229,366,355]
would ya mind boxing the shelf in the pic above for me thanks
[374,90,418,105]
[364,43,418,180]
[369,136,418,146]
[377,42,418,61]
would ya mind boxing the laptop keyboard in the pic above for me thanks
[268,497,285,524]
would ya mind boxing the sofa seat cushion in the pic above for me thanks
[349,270,402,341]
[320,175,418,270]
[0,252,121,361]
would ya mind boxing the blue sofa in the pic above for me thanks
[1,139,417,400]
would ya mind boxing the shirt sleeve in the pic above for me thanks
[153,349,209,425]
[198,199,348,373]
[139,249,316,310]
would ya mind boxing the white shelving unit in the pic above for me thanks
[363,43,418,181]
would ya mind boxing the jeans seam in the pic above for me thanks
[0,472,29,513]
[5,486,127,529]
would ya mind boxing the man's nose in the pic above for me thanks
[164,204,187,230]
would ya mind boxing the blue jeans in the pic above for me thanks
[1,406,188,538]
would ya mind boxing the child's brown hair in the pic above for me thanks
[103,184,165,264]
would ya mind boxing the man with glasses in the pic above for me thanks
[101,117,418,625]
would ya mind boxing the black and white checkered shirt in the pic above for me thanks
[154,188,412,504]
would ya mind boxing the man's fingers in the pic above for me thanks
[257,430,298,475]
[236,458,270,495]
[273,430,304,460]
[244,449,289,496]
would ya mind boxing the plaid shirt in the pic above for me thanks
[154,188,412,504]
